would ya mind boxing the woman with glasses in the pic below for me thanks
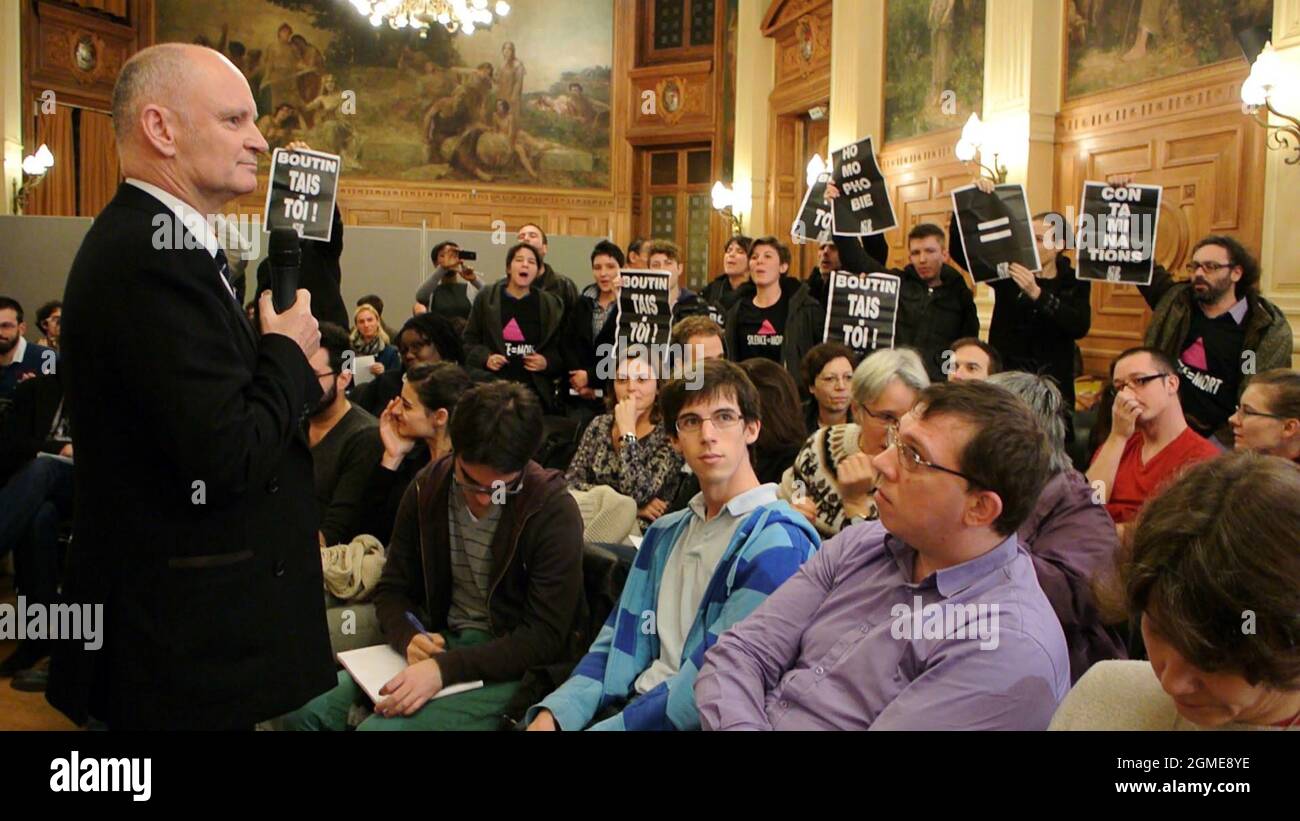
[565,356,683,525]
[801,342,858,431]
[1230,369,1300,462]
[352,312,465,417]
[779,347,930,537]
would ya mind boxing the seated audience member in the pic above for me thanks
[780,347,930,537]
[986,371,1125,682]
[356,294,399,342]
[1,297,54,401]
[565,355,683,524]
[701,234,752,313]
[524,359,820,731]
[309,323,382,547]
[671,315,726,375]
[1086,347,1218,531]
[696,381,1070,730]
[413,241,481,321]
[1230,369,1300,462]
[826,182,980,382]
[625,236,649,269]
[35,301,62,352]
[284,382,587,731]
[723,238,823,389]
[1051,452,1300,730]
[738,358,807,484]
[0,372,72,681]
[361,362,472,546]
[646,239,723,328]
[1140,233,1292,445]
[351,303,400,378]
[464,242,565,412]
[353,312,464,417]
[802,342,858,431]
[946,337,1001,382]
[563,240,623,424]
[517,223,579,314]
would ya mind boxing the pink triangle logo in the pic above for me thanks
[502,317,525,343]
[1181,336,1208,371]
[757,319,777,336]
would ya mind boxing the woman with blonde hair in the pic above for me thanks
[351,303,399,378]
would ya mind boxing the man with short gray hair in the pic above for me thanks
[51,43,336,729]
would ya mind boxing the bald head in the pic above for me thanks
[111,43,267,213]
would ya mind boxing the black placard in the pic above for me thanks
[1075,181,1162,286]
[614,269,672,360]
[791,172,834,245]
[830,136,897,237]
[262,147,341,242]
[822,270,901,356]
[950,183,1041,283]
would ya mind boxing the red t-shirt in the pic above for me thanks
[1105,428,1220,524]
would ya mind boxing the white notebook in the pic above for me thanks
[336,644,484,703]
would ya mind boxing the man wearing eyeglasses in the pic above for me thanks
[1140,234,1292,446]
[696,380,1069,730]
[283,381,588,730]
[524,359,819,731]
[1086,347,1218,531]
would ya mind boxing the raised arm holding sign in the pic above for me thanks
[950,182,1040,283]
[1075,181,1162,286]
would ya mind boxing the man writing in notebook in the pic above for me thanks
[283,381,588,730]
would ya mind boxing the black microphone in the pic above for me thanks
[268,228,301,313]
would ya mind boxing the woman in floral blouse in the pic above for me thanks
[565,356,683,525]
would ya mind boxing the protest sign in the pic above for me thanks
[614,269,672,357]
[791,172,834,245]
[262,147,341,242]
[822,270,901,355]
[950,183,1040,283]
[830,136,897,237]
[1075,181,1162,285]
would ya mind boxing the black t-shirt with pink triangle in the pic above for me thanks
[1175,307,1246,436]
[732,293,790,363]
[500,289,542,386]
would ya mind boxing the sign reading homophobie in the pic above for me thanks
[822,270,901,356]
[1075,181,1162,285]
[950,182,1041,283]
[262,147,341,242]
[830,136,897,237]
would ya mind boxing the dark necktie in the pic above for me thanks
[214,248,237,301]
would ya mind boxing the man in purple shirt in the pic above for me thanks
[696,380,1070,730]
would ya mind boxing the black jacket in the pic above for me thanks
[51,183,335,729]
[988,255,1091,408]
[834,234,980,382]
[255,205,349,329]
[373,456,588,685]
[0,372,64,485]
[537,262,580,317]
[702,274,746,314]
[463,280,567,412]
[722,276,826,391]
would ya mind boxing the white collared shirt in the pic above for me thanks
[633,483,780,694]
[125,178,236,301]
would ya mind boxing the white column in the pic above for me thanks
[828,0,885,151]
[732,0,775,235]
[1258,0,1300,366]
[1,0,23,216]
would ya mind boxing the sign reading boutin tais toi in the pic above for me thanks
[262,147,341,242]
[822,270,901,356]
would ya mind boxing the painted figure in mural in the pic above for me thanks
[567,82,596,124]
[1124,0,1178,62]
[292,34,327,120]
[422,63,496,169]
[928,0,957,106]
[496,41,526,120]
[257,102,302,150]
[304,74,358,160]
[264,23,302,113]
[493,99,541,179]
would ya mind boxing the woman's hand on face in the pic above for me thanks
[379,397,416,460]
[613,396,639,439]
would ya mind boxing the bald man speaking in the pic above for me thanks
[49,44,336,729]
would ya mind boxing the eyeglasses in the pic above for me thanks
[858,405,902,426]
[454,459,525,497]
[675,408,744,433]
[1234,404,1291,422]
[1184,260,1236,275]
[1112,373,1169,393]
[885,425,980,486]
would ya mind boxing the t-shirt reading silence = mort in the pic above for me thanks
[1175,303,1248,436]
[1104,427,1219,524]
[500,290,542,385]
[732,295,790,363]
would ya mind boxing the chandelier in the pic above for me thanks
[349,0,511,35]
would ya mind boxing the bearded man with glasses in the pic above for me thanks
[1139,233,1292,445]
[1087,347,1218,535]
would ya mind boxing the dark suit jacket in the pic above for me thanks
[49,183,336,729]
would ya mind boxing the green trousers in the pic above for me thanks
[281,630,519,731]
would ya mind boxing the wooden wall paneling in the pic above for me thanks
[1055,60,1267,376]
[24,0,137,112]
[625,60,716,140]
[877,129,973,281]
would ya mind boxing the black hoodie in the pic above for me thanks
[723,276,826,391]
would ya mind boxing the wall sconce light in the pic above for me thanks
[711,180,743,234]
[806,153,827,186]
[1241,41,1300,165]
[12,143,54,214]
[954,113,1007,184]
